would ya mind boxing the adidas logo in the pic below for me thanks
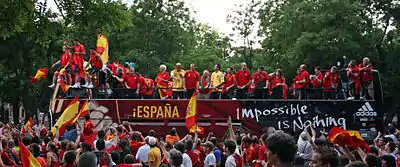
[355,102,377,117]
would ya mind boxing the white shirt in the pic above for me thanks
[204,153,216,167]
[93,140,115,151]
[182,153,193,167]
[225,155,236,167]
[297,138,313,160]
[136,144,150,162]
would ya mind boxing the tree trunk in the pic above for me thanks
[12,102,19,125]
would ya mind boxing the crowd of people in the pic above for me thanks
[1,116,400,167]
[47,40,374,100]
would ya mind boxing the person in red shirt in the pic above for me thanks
[236,63,252,99]
[291,68,302,99]
[270,69,286,99]
[347,60,361,100]
[199,70,211,99]
[83,48,103,89]
[143,75,155,99]
[224,67,237,99]
[358,57,373,99]
[184,64,200,99]
[295,64,310,99]
[137,73,147,99]
[65,39,86,88]
[252,66,269,99]
[49,46,73,88]
[156,64,170,99]
[124,68,140,99]
[185,139,200,167]
[310,66,323,99]
[129,132,145,157]
[323,66,339,99]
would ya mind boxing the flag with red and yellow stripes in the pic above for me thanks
[72,100,89,123]
[51,96,80,135]
[30,68,48,84]
[58,77,70,93]
[96,34,109,64]
[19,139,41,167]
[185,92,204,134]
[21,117,33,135]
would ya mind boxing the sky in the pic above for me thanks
[47,0,258,47]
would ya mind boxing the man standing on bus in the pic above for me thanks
[156,64,170,99]
[171,63,185,99]
[295,64,310,99]
[65,39,86,88]
[310,66,323,99]
[236,63,252,99]
[358,57,373,99]
[224,67,237,99]
[323,66,339,99]
[347,60,360,100]
[184,64,200,99]
[210,64,224,99]
[252,66,269,99]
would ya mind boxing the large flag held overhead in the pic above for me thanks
[96,34,109,64]
[328,127,361,150]
[185,92,204,134]
[30,68,48,84]
[51,96,80,135]
[348,130,370,153]
[72,100,89,123]
[19,139,42,167]
[21,117,33,135]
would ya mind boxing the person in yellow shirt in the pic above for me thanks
[170,63,185,99]
[210,64,225,99]
[148,137,161,167]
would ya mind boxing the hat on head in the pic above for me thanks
[176,63,182,66]
[149,137,157,146]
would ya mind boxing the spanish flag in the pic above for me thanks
[51,96,79,135]
[21,117,33,135]
[185,92,204,134]
[157,80,169,100]
[96,34,109,64]
[59,77,70,93]
[72,100,89,123]
[328,127,357,149]
[30,68,48,84]
[348,130,370,153]
[19,139,41,167]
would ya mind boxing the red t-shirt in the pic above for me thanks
[58,149,66,162]
[195,146,205,167]
[83,120,94,135]
[73,44,85,66]
[293,74,302,89]
[90,53,101,69]
[323,72,339,90]
[139,76,146,94]
[184,70,200,90]
[271,75,286,88]
[124,74,139,89]
[348,66,360,82]
[358,64,373,82]
[144,78,155,95]
[225,73,236,89]
[298,70,310,88]
[36,157,47,167]
[311,72,323,88]
[156,71,170,87]
[236,70,252,87]
[130,141,146,156]
[186,150,200,165]
[61,52,72,67]
[245,145,257,163]
[253,71,269,88]
[1,150,16,166]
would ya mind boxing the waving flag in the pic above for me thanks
[348,130,370,153]
[19,139,42,167]
[59,77,70,93]
[30,68,48,84]
[185,92,204,134]
[21,117,33,135]
[51,96,79,135]
[96,34,109,64]
[328,127,357,149]
[72,100,89,123]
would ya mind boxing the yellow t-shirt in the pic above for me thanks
[171,69,185,91]
[148,147,161,167]
[211,71,225,92]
